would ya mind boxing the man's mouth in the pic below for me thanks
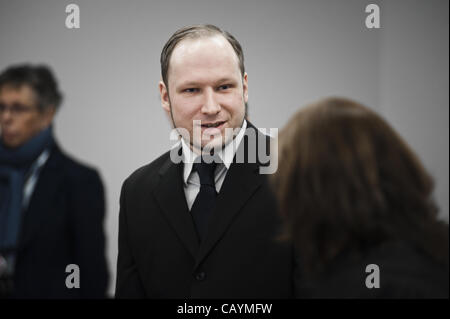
[201,121,225,128]
[1,131,14,139]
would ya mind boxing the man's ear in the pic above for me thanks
[159,81,171,114]
[41,106,56,129]
[243,72,248,103]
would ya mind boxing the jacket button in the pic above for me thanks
[195,272,206,281]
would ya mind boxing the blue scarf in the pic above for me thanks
[0,127,54,254]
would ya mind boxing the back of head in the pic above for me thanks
[272,97,449,274]
[0,64,63,112]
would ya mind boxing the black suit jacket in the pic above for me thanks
[296,240,449,299]
[12,144,108,298]
[116,123,293,298]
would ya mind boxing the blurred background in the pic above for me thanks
[0,0,448,296]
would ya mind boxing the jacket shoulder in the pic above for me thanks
[123,150,172,190]
[50,145,101,183]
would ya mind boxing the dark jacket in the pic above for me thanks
[12,144,108,298]
[295,240,449,299]
[116,123,294,298]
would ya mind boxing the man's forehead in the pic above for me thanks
[168,35,240,83]
[172,35,237,64]
[0,84,36,103]
[175,34,229,52]
[1,83,32,94]
[177,77,238,88]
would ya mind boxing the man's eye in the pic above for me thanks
[12,104,25,111]
[218,85,231,91]
[184,88,198,93]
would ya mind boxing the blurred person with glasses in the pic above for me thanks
[0,64,108,298]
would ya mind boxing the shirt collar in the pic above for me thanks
[181,119,248,185]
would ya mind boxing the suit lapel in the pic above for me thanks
[153,156,200,258]
[154,124,271,267]
[194,160,262,269]
[194,124,269,268]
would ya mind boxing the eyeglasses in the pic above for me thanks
[0,103,38,116]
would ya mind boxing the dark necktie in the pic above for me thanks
[190,161,217,242]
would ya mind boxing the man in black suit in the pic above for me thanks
[115,24,293,298]
[0,64,108,298]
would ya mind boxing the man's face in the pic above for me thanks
[159,35,248,152]
[0,85,54,148]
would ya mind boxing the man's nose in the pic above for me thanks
[201,89,221,115]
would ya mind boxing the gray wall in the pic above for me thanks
[0,0,448,296]
[379,0,449,227]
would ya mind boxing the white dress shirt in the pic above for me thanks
[181,120,247,210]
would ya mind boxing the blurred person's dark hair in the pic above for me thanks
[271,97,449,277]
[0,64,63,112]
